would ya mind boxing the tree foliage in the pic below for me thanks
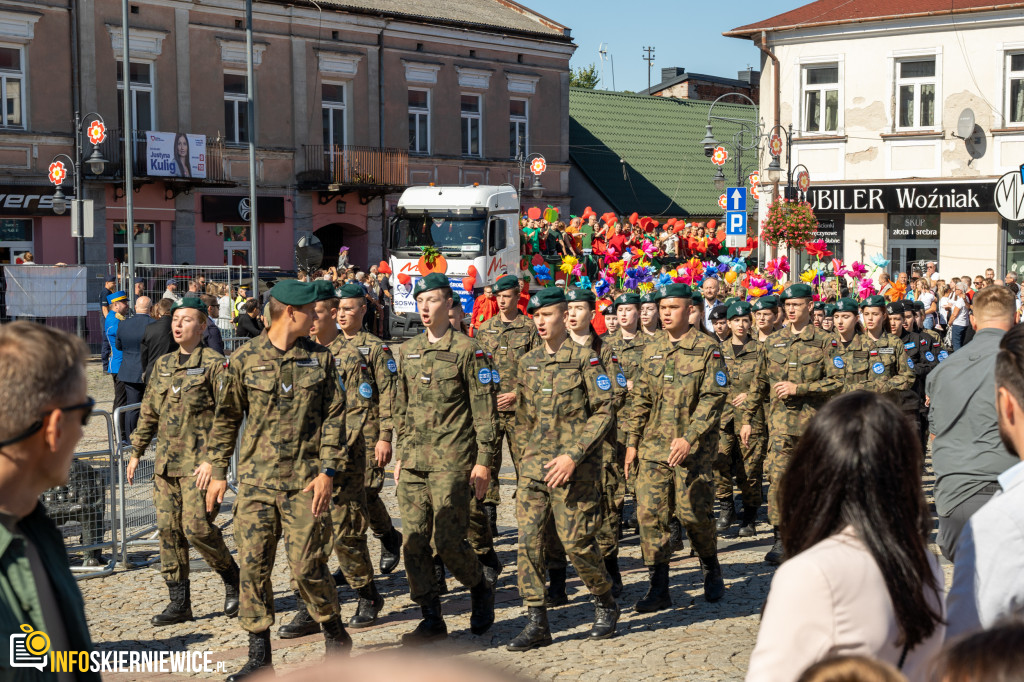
[570,63,601,89]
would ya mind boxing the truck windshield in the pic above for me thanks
[393,210,486,252]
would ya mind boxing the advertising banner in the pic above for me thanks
[145,132,207,179]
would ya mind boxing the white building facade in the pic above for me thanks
[728,2,1024,279]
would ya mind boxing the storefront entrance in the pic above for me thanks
[888,214,939,278]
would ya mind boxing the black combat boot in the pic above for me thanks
[545,567,569,607]
[469,575,496,635]
[480,548,503,586]
[151,580,194,626]
[506,606,552,651]
[737,506,758,538]
[700,554,725,602]
[433,555,448,595]
[225,630,272,681]
[378,528,402,575]
[715,496,737,532]
[765,527,785,566]
[669,517,685,551]
[401,597,447,645]
[634,563,671,613]
[322,615,353,655]
[589,590,620,639]
[604,551,623,599]
[348,581,384,629]
[483,502,499,538]
[331,569,349,588]
[217,562,241,618]
[278,591,321,638]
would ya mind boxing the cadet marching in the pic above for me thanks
[125,271,945,679]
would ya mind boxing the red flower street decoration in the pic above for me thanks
[804,239,832,259]
[87,121,106,145]
[760,198,818,252]
[711,146,729,166]
[718,193,728,210]
[530,157,547,175]
[48,161,67,186]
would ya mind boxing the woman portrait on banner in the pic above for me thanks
[174,132,192,178]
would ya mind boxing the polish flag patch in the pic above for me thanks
[475,350,485,359]
[590,357,600,366]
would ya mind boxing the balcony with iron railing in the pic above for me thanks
[92,130,234,187]
[297,145,408,193]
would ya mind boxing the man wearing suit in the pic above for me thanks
[141,297,179,383]
[116,296,154,436]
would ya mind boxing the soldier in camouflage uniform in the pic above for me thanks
[913,300,948,362]
[752,296,778,343]
[831,296,915,395]
[889,301,937,452]
[474,274,540,533]
[740,282,842,565]
[714,301,765,537]
[506,287,619,652]
[639,292,661,337]
[127,298,239,627]
[393,273,499,644]
[625,283,729,612]
[206,280,350,680]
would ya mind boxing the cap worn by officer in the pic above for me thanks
[104,274,116,284]
[526,287,567,314]
[658,282,693,300]
[861,295,887,310]
[886,301,906,316]
[780,283,813,301]
[166,279,177,288]
[565,287,596,304]
[727,300,752,319]
[337,282,366,300]
[492,274,519,294]
[270,279,318,306]
[834,297,860,313]
[106,290,127,305]
[412,272,451,298]
[312,279,339,302]
[171,297,208,316]
[752,296,778,312]
[709,305,728,322]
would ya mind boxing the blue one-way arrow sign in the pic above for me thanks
[727,187,746,212]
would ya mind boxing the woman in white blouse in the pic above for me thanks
[746,391,945,682]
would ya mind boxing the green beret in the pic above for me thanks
[691,290,703,304]
[413,272,451,298]
[565,287,596,304]
[727,300,752,319]
[823,304,837,317]
[912,300,925,311]
[780,283,813,301]
[492,274,519,294]
[614,293,640,309]
[640,292,656,304]
[709,305,728,321]
[886,301,905,315]
[526,287,566,314]
[337,282,366,299]
[724,297,740,307]
[658,282,693,301]
[312,280,339,302]
[860,295,886,310]
[171,296,207,316]
[813,301,824,311]
[270,279,317,306]
[834,297,860,313]
[752,295,778,312]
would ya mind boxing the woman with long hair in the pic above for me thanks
[174,133,192,178]
[746,392,945,682]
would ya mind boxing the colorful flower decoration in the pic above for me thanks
[711,146,729,166]
[533,264,551,283]
[559,255,578,275]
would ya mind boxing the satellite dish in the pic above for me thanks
[965,124,987,161]
[956,109,976,139]
[295,234,323,272]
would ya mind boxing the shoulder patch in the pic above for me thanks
[616,372,627,388]
[596,374,612,391]
[833,356,845,369]
[590,357,600,366]
[359,382,373,399]
[831,339,838,347]
[712,350,721,359]
[715,370,728,386]
[386,358,398,373]
[475,349,485,358]
[477,367,492,385]
[381,344,390,352]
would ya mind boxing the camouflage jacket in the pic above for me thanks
[624,327,729,459]
[720,337,762,431]
[919,328,949,362]
[832,332,915,395]
[395,326,499,471]
[579,333,628,411]
[131,346,227,477]
[515,338,615,482]
[896,329,937,407]
[475,312,540,410]
[208,334,346,490]
[332,330,397,443]
[741,324,842,437]
[327,335,374,471]
[607,328,650,385]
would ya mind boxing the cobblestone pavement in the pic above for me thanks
[74,360,954,681]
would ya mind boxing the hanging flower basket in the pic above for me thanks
[760,198,818,252]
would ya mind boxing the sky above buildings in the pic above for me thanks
[526,0,806,91]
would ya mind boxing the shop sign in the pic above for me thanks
[808,182,997,214]
[201,195,285,223]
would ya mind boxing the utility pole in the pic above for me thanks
[642,46,655,92]
[121,0,135,305]
[246,0,258,295]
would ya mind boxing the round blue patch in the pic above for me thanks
[907,358,915,369]
[596,374,611,391]
[477,368,492,385]
[616,372,627,388]
[872,362,885,375]
[716,370,728,387]
[938,350,948,361]
[386,358,397,373]
[833,356,845,369]
[359,382,373,399]
[492,370,501,384]
[925,352,934,362]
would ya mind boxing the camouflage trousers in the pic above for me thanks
[485,412,520,506]
[595,446,624,557]
[714,422,765,511]
[365,462,394,537]
[431,483,495,557]
[765,434,799,526]
[636,456,717,564]
[327,472,374,589]
[153,473,235,583]
[234,483,339,633]
[517,478,611,607]
[397,468,484,605]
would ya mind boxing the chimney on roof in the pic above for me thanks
[737,69,761,86]
[660,67,685,83]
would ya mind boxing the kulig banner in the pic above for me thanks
[145,132,207,179]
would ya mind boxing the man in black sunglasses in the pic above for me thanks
[0,321,99,681]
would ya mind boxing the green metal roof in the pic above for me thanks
[569,88,759,218]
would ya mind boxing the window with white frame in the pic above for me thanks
[224,72,248,144]
[116,61,154,132]
[0,47,24,128]
[896,58,936,129]
[113,222,155,265]
[802,65,839,134]
[461,94,481,157]
[509,98,528,159]
[1008,52,1024,125]
[322,83,346,150]
[408,89,430,154]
